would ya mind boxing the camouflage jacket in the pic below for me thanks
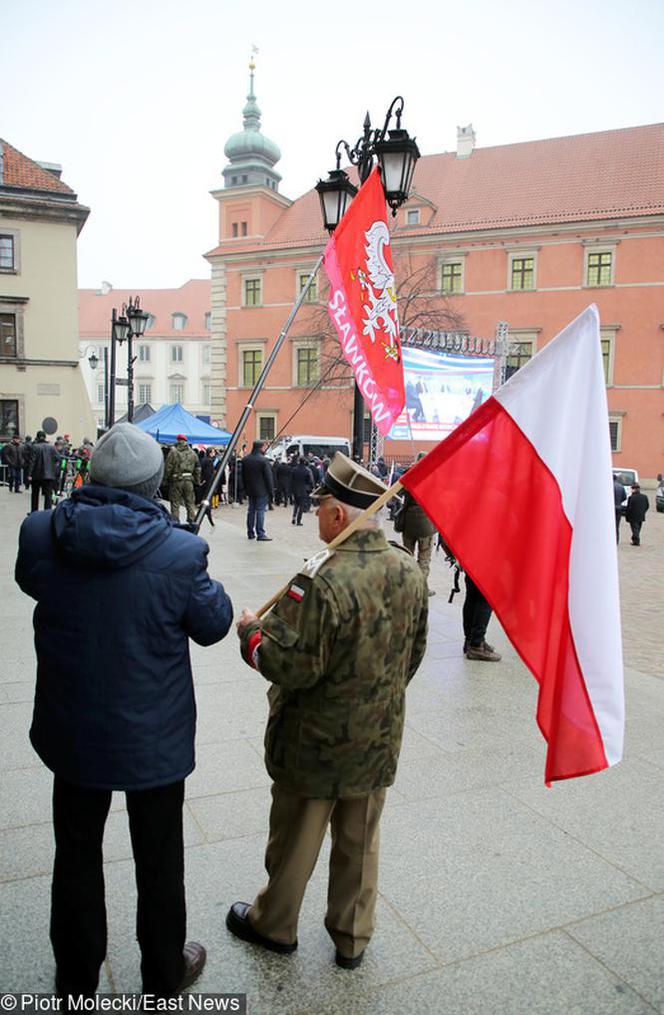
[241,528,428,798]
[164,445,201,485]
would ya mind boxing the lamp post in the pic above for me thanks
[315,97,419,461]
[108,296,150,426]
[79,345,105,430]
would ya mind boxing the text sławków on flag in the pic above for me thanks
[401,305,624,784]
[323,167,405,436]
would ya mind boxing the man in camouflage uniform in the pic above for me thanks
[230,453,428,969]
[164,434,201,524]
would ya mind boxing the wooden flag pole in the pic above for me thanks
[255,478,404,618]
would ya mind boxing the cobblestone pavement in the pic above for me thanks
[1,488,662,1014]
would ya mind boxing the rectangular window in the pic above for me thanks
[441,261,463,295]
[609,418,621,452]
[242,348,262,387]
[241,221,248,236]
[407,209,420,225]
[362,414,372,444]
[170,384,184,404]
[0,399,19,438]
[0,235,15,270]
[138,384,152,404]
[203,383,212,404]
[510,256,535,291]
[258,415,275,441]
[587,251,613,287]
[202,345,211,365]
[138,344,150,362]
[171,345,183,362]
[0,314,17,357]
[296,347,320,386]
[506,340,535,379]
[601,339,611,384]
[244,278,262,307]
[96,384,105,405]
[232,223,238,238]
[298,272,317,302]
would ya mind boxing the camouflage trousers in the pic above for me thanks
[249,783,386,959]
[403,533,433,583]
[170,479,196,523]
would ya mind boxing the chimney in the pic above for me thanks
[456,124,476,159]
[98,281,113,296]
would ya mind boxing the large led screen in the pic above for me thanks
[388,346,495,442]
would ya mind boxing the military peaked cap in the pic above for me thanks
[313,452,388,509]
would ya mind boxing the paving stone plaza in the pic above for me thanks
[1,490,663,1014]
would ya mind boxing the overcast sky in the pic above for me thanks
[4,0,664,291]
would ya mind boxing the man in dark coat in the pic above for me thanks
[625,483,649,546]
[1,434,24,492]
[15,423,234,998]
[291,457,314,525]
[26,429,60,512]
[276,458,293,507]
[242,439,275,541]
[230,454,428,969]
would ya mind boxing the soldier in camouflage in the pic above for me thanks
[229,453,428,969]
[163,434,201,524]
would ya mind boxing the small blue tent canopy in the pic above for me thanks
[135,404,232,445]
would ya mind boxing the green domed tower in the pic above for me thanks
[222,59,282,191]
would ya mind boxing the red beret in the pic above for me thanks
[176,434,187,440]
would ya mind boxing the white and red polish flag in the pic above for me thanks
[323,167,405,435]
[400,305,624,784]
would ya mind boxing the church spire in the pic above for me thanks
[222,53,282,191]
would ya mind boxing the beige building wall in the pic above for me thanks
[1,213,96,439]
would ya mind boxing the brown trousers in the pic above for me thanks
[403,533,433,583]
[249,783,386,959]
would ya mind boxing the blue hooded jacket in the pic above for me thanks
[15,485,233,790]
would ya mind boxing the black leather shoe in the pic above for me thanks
[257,535,272,542]
[335,949,364,969]
[226,902,297,954]
[179,941,207,990]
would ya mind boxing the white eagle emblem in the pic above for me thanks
[356,221,400,362]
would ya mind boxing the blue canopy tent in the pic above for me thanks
[135,404,232,445]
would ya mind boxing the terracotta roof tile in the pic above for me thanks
[207,123,664,257]
[78,279,211,337]
[0,139,77,196]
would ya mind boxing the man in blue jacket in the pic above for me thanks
[15,423,234,999]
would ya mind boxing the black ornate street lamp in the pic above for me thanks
[315,97,420,459]
[108,296,150,426]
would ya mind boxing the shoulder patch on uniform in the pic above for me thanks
[299,547,334,578]
[287,582,306,603]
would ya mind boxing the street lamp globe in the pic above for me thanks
[113,314,130,345]
[127,302,150,337]
[88,351,99,371]
[315,169,358,234]
[374,128,420,215]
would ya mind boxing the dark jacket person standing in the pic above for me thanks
[27,429,60,511]
[625,483,649,546]
[15,423,234,998]
[230,453,428,969]
[242,439,275,541]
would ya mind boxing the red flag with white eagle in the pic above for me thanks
[400,305,624,784]
[323,167,405,435]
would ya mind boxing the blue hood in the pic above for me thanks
[52,485,173,569]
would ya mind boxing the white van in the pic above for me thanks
[613,467,639,509]
[267,434,351,462]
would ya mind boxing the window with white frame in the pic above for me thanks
[0,314,17,357]
[609,416,622,452]
[508,252,536,291]
[243,276,263,307]
[406,209,420,225]
[505,333,537,378]
[0,233,17,271]
[145,314,155,330]
[585,248,615,287]
[297,270,317,303]
[440,260,464,295]
[204,312,212,330]
[257,413,276,442]
[203,383,212,404]
[96,384,105,405]
[294,343,320,386]
[600,326,619,385]
[170,384,184,403]
[171,345,183,363]
[202,344,211,366]
[138,384,152,404]
[172,313,187,330]
[138,344,150,362]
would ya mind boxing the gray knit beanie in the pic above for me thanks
[90,423,164,499]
